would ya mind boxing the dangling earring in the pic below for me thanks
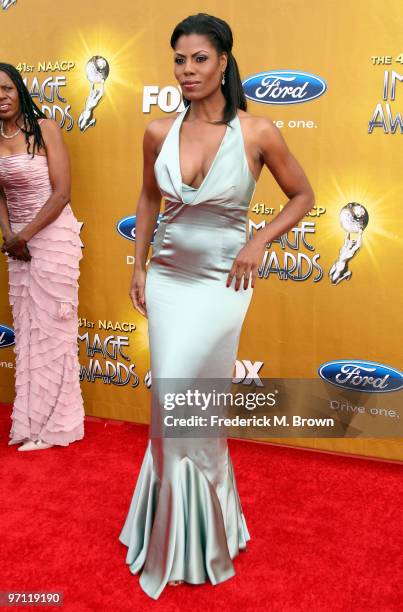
[221,72,226,85]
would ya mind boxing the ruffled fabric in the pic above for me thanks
[119,439,250,600]
[7,205,84,446]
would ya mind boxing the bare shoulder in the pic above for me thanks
[144,115,177,154]
[25,118,64,158]
[146,116,176,141]
[38,117,62,135]
[38,118,65,150]
[236,109,280,140]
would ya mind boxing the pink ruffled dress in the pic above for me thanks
[0,149,84,446]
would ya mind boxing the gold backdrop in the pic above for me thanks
[0,0,402,461]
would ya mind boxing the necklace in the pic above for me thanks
[0,121,21,139]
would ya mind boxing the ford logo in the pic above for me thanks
[117,215,162,243]
[242,70,327,105]
[0,324,15,349]
[318,360,403,393]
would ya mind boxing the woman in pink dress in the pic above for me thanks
[0,63,84,451]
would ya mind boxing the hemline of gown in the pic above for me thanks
[119,438,250,600]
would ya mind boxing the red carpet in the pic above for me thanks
[0,403,402,611]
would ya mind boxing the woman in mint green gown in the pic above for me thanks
[119,13,314,600]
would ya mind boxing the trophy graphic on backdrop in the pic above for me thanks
[78,56,110,133]
[1,0,17,10]
[329,202,369,285]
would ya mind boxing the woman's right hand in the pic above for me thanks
[1,232,31,261]
[129,267,147,317]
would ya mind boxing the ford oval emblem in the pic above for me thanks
[0,324,15,349]
[117,215,162,243]
[318,360,403,393]
[117,215,137,242]
[242,70,327,105]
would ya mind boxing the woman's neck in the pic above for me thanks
[1,114,23,132]
[185,93,226,123]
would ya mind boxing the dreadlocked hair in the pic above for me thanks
[0,62,46,157]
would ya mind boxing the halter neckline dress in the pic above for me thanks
[119,105,256,599]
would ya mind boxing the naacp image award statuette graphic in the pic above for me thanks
[329,202,369,285]
[78,56,110,133]
[1,0,17,9]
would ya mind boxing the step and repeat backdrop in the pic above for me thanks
[0,1,402,460]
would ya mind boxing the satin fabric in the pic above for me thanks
[119,106,256,599]
[0,150,84,445]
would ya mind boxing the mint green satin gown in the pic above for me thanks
[119,105,257,600]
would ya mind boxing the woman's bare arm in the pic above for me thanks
[133,120,165,271]
[129,119,170,316]
[0,187,31,259]
[253,117,314,245]
[0,187,12,242]
[18,119,71,242]
[227,117,315,291]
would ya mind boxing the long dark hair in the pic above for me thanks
[170,13,247,125]
[0,62,46,156]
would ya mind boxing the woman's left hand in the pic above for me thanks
[226,239,265,291]
[2,233,31,261]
